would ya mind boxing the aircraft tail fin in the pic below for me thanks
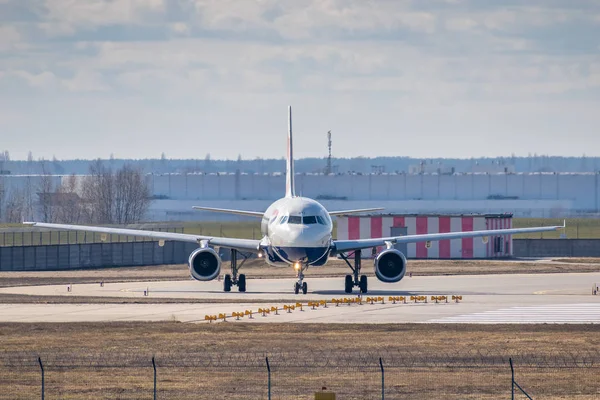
[285,105,296,198]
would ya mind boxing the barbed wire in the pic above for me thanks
[1,349,598,369]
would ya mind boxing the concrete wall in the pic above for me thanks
[0,241,198,271]
[513,239,600,258]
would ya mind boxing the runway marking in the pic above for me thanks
[428,303,600,324]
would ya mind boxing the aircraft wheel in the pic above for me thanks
[302,282,308,295]
[238,274,246,292]
[294,282,300,294]
[224,274,232,292]
[359,275,368,294]
[344,275,353,294]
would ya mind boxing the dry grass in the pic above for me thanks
[553,258,600,264]
[2,322,596,354]
[0,323,598,399]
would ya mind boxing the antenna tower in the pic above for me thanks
[326,130,332,174]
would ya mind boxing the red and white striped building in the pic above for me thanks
[336,214,513,259]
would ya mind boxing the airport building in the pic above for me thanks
[143,173,600,220]
[337,214,513,259]
[143,172,599,220]
[1,172,599,221]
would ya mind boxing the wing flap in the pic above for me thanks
[24,222,261,252]
[334,224,564,253]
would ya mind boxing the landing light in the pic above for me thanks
[258,251,263,258]
[294,263,300,271]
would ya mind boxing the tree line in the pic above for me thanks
[0,161,151,225]
[2,149,600,176]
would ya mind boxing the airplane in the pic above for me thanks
[25,106,565,295]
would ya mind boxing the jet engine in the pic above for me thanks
[188,247,221,281]
[374,249,407,283]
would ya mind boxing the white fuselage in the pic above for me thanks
[260,197,333,266]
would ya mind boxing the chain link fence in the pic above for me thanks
[0,225,185,247]
[1,350,599,399]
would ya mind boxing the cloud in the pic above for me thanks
[170,22,190,36]
[189,0,438,39]
[0,25,20,51]
[0,0,599,159]
[12,70,59,88]
[62,71,109,92]
[37,0,165,36]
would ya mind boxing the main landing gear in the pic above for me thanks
[340,249,368,294]
[294,264,309,295]
[223,249,247,293]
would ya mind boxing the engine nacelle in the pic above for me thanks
[374,249,407,283]
[188,247,221,281]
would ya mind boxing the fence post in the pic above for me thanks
[38,356,44,400]
[509,357,533,400]
[152,356,157,400]
[379,357,384,400]
[510,357,514,400]
[266,357,271,400]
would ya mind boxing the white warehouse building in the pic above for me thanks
[143,172,600,220]
[3,172,599,221]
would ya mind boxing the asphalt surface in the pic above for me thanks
[1,273,599,323]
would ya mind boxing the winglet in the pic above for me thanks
[562,219,566,229]
[285,105,296,198]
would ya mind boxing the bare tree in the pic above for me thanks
[4,188,25,223]
[54,174,85,224]
[0,177,5,222]
[38,160,55,223]
[113,165,151,224]
[22,175,34,222]
[81,160,114,224]
[81,161,150,225]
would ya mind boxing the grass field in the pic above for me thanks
[514,218,600,239]
[0,323,598,399]
[2,217,600,246]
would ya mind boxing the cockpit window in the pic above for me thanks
[279,216,288,224]
[316,216,326,225]
[303,216,317,224]
[288,216,302,224]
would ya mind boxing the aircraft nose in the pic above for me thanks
[285,225,329,247]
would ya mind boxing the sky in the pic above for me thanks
[1,0,599,161]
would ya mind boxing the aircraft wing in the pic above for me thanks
[333,223,565,254]
[23,222,262,253]
[192,206,264,218]
[328,208,385,216]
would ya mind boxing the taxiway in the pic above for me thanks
[1,273,599,324]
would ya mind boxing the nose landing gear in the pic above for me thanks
[294,264,309,294]
[223,249,248,292]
